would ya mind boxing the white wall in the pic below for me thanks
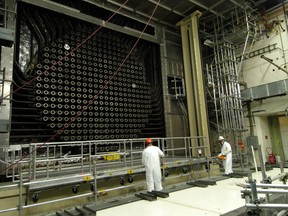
[242,115,272,165]
[254,116,272,164]
[242,40,288,88]
[241,10,288,164]
[242,13,288,88]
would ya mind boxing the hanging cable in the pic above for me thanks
[1,0,161,173]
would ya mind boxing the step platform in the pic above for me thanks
[148,190,169,198]
[224,172,249,178]
[135,191,170,201]
[56,205,96,216]
[186,179,218,187]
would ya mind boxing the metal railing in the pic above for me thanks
[241,144,288,216]
[4,137,210,182]
[0,136,212,215]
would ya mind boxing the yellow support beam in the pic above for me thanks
[177,11,210,156]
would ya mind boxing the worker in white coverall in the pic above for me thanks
[142,138,164,192]
[218,136,233,175]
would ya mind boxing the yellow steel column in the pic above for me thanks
[177,11,210,156]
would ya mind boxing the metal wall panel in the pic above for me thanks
[241,79,288,101]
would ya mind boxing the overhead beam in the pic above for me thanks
[18,0,160,43]
[253,0,269,7]
[187,0,225,18]
[209,0,226,10]
[106,0,177,28]
[148,0,185,17]
[228,0,257,12]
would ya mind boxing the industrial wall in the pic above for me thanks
[6,1,188,147]
[241,5,288,163]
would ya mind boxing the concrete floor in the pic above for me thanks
[97,168,285,216]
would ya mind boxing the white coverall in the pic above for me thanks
[219,141,233,174]
[142,145,164,192]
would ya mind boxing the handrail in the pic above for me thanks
[0,136,212,215]
[3,136,209,182]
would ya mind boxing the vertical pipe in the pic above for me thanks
[188,137,192,160]
[214,41,225,131]
[184,137,188,159]
[5,150,8,180]
[224,43,234,130]
[46,145,49,178]
[258,145,267,180]
[280,160,284,173]
[28,145,32,180]
[214,37,223,131]
[258,145,270,203]
[93,161,97,203]
[282,3,288,35]
[238,11,250,75]
[19,165,23,216]
[211,64,220,131]
[206,155,210,179]
[33,145,36,180]
[161,138,166,189]
[277,15,288,76]
[130,140,133,167]
[219,45,229,130]
[12,150,15,181]
[251,145,258,174]
[53,146,56,171]
[80,142,84,174]
[232,46,245,131]
[250,180,258,202]
[124,140,127,168]
[230,44,240,130]
[227,44,237,130]
[59,145,63,171]
[89,143,92,173]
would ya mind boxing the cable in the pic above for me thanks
[2,0,161,176]
[1,0,129,173]
[3,0,130,100]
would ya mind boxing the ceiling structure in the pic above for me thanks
[101,0,284,29]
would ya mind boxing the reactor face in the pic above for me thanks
[11,3,165,144]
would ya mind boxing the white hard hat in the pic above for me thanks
[218,136,225,140]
